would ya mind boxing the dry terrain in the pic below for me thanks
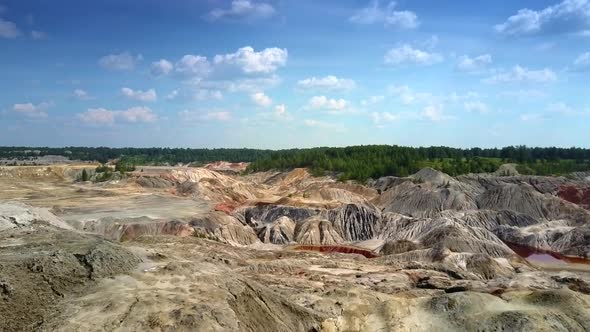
[2,164,590,331]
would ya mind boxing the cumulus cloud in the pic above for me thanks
[77,106,157,125]
[361,95,385,106]
[384,45,443,66]
[166,90,179,101]
[421,104,451,121]
[388,85,434,104]
[31,30,46,40]
[307,96,350,112]
[251,92,272,107]
[121,88,157,102]
[207,0,275,21]
[180,110,232,122]
[501,89,548,99]
[495,0,590,36]
[274,104,287,117]
[371,112,398,126]
[546,102,586,115]
[483,65,557,83]
[213,46,287,74]
[73,89,92,100]
[0,18,20,38]
[296,76,356,91]
[456,54,492,73]
[520,113,542,121]
[151,59,174,76]
[12,102,52,118]
[99,52,142,71]
[464,100,490,113]
[175,55,212,77]
[350,1,419,29]
[200,75,281,93]
[572,52,590,70]
[194,89,223,101]
[303,119,344,131]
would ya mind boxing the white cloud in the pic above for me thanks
[384,44,443,66]
[207,0,275,21]
[151,59,174,76]
[456,54,492,73]
[180,110,232,122]
[0,18,19,38]
[296,75,356,91]
[371,111,398,126]
[463,101,489,114]
[303,119,344,131]
[501,89,548,99]
[421,104,450,121]
[307,96,350,112]
[12,102,52,118]
[99,52,142,71]
[388,85,434,104]
[199,75,281,93]
[194,89,223,101]
[274,104,287,117]
[31,30,46,40]
[495,0,590,36]
[350,1,419,29]
[121,88,157,102]
[118,106,157,123]
[361,95,385,106]
[203,111,232,121]
[546,102,585,115]
[77,108,115,125]
[573,52,590,70]
[166,90,179,100]
[213,46,287,74]
[520,113,542,121]
[251,92,272,107]
[483,65,557,83]
[78,106,157,125]
[175,55,211,77]
[73,89,92,100]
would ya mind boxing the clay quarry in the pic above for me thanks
[2,163,590,331]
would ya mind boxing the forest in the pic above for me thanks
[245,145,590,181]
[2,145,590,181]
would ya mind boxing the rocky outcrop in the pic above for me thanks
[256,216,295,244]
[191,213,260,246]
[294,216,343,245]
[323,203,382,241]
[242,205,320,226]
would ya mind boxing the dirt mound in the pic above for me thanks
[0,201,73,231]
[377,179,477,218]
[0,225,140,331]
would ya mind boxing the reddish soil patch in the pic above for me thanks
[214,202,238,215]
[293,245,379,259]
[558,185,590,210]
[506,242,590,265]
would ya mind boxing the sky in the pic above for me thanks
[0,0,589,149]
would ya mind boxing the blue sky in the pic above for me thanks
[1,0,589,148]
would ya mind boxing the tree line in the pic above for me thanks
[2,145,590,181]
[245,145,590,181]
